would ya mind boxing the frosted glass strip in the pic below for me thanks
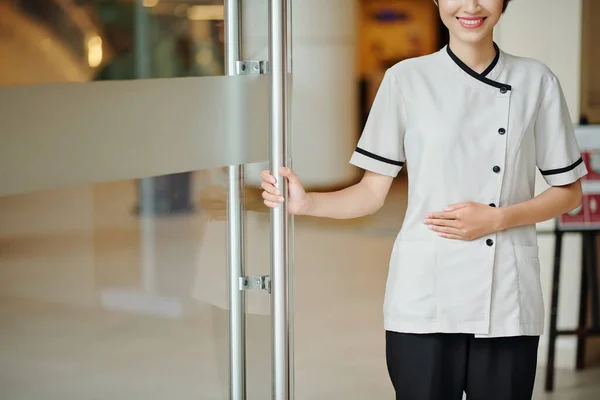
[0,75,269,196]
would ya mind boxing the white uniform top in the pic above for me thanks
[350,44,588,337]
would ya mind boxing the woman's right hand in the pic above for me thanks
[260,167,308,215]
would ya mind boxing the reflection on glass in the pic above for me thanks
[0,162,274,399]
[86,35,104,68]
[0,0,226,85]
[14,0,91,63]
[1,0,267,217]
[88,0,226,216]
[92,0,225,82]
[0,1,270,399]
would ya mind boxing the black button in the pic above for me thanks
[500,87,508,94]
[486,239,494,246]
[489,203,496,207]
[498,128,506,135]
[493,166,501,173]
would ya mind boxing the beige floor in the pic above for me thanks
[0,173,599,399]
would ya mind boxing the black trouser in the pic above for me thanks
[386,331,539,400]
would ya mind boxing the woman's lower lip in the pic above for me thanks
[457,17,486,29]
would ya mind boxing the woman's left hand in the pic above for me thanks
[425,202,504,241]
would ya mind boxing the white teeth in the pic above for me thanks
[460,18,483,25]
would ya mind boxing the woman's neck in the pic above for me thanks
[448,36,497,74]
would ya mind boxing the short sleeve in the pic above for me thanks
[535,76,587,186]
[349,70,406,177]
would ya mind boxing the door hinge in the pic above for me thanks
[239,275,271,293]
[236,60,269,75]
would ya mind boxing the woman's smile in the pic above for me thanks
[456,16,487,29]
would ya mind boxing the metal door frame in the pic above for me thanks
[0,0,294,398]
[225,0,293,399]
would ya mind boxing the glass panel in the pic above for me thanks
[0,74,270,196]
[0,0,270,197]
[0,165,272,399]
[240,165,272,399]
[0,0,273,399]
[1,0,227,85]
[239,2,272,399]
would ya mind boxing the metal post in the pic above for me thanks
[135,0,156,295]
[285,1,294,399]
[225,0,246,399]
[269,0,291,399]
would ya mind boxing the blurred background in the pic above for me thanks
[0,0,599,399]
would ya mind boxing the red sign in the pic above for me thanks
[558,150,600,230]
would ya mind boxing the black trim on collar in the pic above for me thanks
[355,147,404,167]
[446,43,512,91]
[540,157,583,176]
[480,43,500,77]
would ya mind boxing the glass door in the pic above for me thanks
[0,0,293,399]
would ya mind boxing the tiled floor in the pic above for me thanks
[0,173,599,399]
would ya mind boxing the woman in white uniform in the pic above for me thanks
[261,0,587,398]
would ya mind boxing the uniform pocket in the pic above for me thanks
[514,245,544,325]
[384,241,437,320]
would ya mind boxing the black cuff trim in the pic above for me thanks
[355,147,404,167]
[540,157,583,176]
